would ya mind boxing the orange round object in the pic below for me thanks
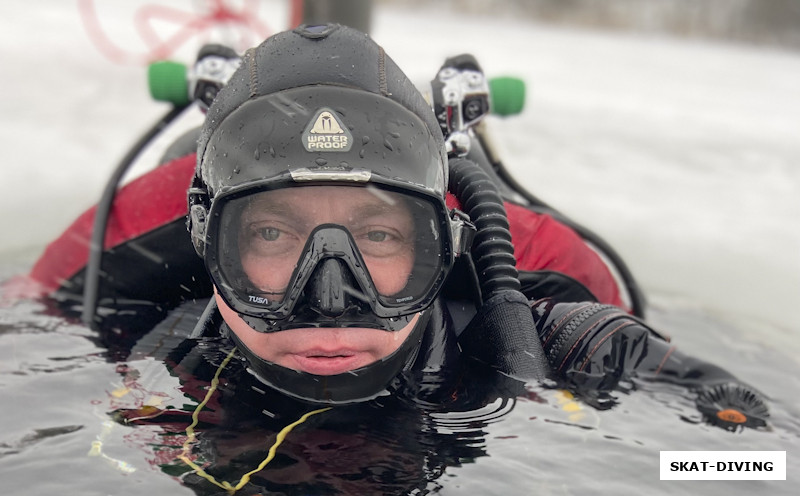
[716,409,748,424]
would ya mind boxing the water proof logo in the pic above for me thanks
[302,108,353,152]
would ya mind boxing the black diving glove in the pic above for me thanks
[529,299,769,430]
[530,299,651,391]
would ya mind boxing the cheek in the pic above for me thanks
[377,313,418,355]
[215,292,281,361]
[241,253,296,292]
[368,253,414,295]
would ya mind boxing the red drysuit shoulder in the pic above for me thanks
[504,202,624,308]
[29,154,197,291]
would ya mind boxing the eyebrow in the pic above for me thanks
[243,190,411,226]
[242,200,304,227]
[354,201,399,217]
[347,199,416,231]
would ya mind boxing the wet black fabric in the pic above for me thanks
[53,219,210,308]
[197,24,447,197]
[50,219,211,353]
[129,326,523,495]
[518,270,599,304]
[458,290,550,380]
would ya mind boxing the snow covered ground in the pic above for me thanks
[1,0,799,338]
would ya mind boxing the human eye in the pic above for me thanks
[357,227,408,257]
[366,230,389,242]
[256,226,282,242]
[244,222,300,257]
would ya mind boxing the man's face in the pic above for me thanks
[217,185,420,376]
[236,185,415,299]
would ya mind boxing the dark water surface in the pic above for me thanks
[1,281,797,495]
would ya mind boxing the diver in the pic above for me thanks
[29,23,632,398]
[22,23,768,495]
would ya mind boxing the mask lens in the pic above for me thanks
[214,184,446,313]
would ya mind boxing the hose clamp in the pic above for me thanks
[449,208,476,256]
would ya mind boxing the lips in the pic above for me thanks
[288,350,372,375]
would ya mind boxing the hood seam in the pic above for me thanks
[378,46,388,96]
[247,48,259,98]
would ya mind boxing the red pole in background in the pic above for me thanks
[289,0,304,28]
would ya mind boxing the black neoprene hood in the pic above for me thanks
[196,23,448,198]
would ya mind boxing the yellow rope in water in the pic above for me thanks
[177,347,331,495]
[232,407,332,491]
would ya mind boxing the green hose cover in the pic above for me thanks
[148,61,189,106]
[489,76,525,116]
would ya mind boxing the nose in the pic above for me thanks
[306,258,358,317]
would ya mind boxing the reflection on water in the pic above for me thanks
[0,291,797,496]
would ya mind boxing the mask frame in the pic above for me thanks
[202,175,473,332]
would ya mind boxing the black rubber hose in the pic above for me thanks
[81,105,189,327]
[448,158,520,299]
[448,157,549,380]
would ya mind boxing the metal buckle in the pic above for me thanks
[449,209,476,256]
